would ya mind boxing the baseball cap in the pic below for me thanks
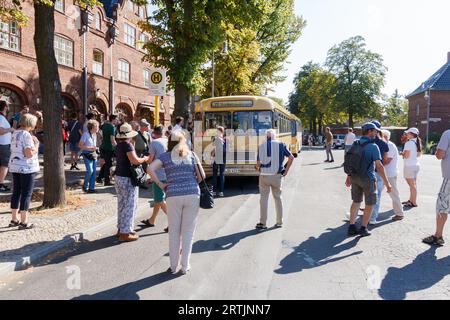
[362,122,380,132]
[405,127,420,136]
[139,119,150,127]
[371,120,382,129]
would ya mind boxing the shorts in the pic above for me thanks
[404,165,420,180]
[153,181,167,203]
[437,179,450,215]
[351,176,378,206]
[0,144,11,167]
[69,142,80,153]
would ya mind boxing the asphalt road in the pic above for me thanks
[1,148,449,300]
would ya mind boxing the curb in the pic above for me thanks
[0,202,150,280]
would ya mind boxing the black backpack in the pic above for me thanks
[344,140,371,177]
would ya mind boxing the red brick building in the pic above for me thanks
[0,0,173,125]
[407,53,450,139]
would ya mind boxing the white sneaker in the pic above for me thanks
[218,192,224,197]
[344,212,351,221]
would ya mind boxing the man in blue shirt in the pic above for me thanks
[369,120,390,224]
[255,129,295,230]
[346,123,392,237]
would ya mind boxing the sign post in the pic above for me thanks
[148,69,166,127]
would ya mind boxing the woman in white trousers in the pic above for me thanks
[147,131,204,275]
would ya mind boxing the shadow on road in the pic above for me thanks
[274,223,362,275]
[378,246,450,300]
[192,229,270,253]
[73,270,182,300]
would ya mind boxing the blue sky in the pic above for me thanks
[273,0,450,104]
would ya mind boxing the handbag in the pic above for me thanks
[196,163,214,209]
[130,164,147,187]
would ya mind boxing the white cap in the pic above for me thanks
[405,127,420,136]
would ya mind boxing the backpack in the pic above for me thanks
[344,140,371,177]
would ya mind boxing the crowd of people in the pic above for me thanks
[2,98,450,274]
[341,120,450,248]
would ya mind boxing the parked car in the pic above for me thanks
[332,134,346,149]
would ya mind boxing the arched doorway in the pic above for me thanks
[0,85,26,120]
[89,99,107,123]
[115,103,133,123]
[135,104,154,127]
[61,94,78,121]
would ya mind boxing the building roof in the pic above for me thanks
[407,61,450,98]
[99,0,120,19]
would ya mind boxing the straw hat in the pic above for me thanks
[116,123,138,139]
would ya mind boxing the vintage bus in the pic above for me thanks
[194,96,302,177]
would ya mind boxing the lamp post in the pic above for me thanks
[107,22,119,115]
[424,90,431,147]
[80,8,94,116]
[211,41,229,98]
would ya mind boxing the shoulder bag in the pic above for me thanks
[195,158,214,209]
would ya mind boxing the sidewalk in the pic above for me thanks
[0,157,155,278]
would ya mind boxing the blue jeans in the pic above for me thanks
[371,173,384,222]
[212,163,225,193]
[82,154,97,190]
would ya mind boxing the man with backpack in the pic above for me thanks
[344,122,392,237]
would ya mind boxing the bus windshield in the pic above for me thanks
[232,111,273,133]
[204,112,232,130]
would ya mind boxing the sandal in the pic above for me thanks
[141,219,155,227]
[392,215,404,222]
[423,235,445,247]
[18,223,34,230]
[8,220,20,227]
[404,201,418,208]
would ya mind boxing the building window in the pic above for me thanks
[138,6,145,18]
[95,12,101,30]
[54,0,64,13]
[118,59,130,83]
[127,0,134,12]
[143,69,150,88]
[93,49,103,75]
[138,33,148,51]
[54,35,73,67]
[123,23,136,47]
[0,20,20,52]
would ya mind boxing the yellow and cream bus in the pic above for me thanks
[194,96,302,177]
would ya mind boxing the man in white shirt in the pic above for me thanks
[382,130,404,221]
[0,101,14,192]
[344,128,356,154]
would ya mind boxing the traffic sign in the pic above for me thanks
[149,68,166,96]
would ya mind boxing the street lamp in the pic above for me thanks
[424,90,431,147]
[80,8,94,116]
[107,22,119,115]
[211,41,229,98]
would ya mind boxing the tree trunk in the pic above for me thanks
[348,110,354,128]
[34,2,66,207]
[174,82,191,121]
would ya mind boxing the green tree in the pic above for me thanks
[289,62,344,135]
[325,36,386,127]
[201,0,305,97]
[139,0,233,119]
[383,89,408,127]
[2,0,100,208]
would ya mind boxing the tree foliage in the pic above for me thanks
[200,0,305,98]
[289,62,345,135]
[325,36,386,127]
[382,89,408,127]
